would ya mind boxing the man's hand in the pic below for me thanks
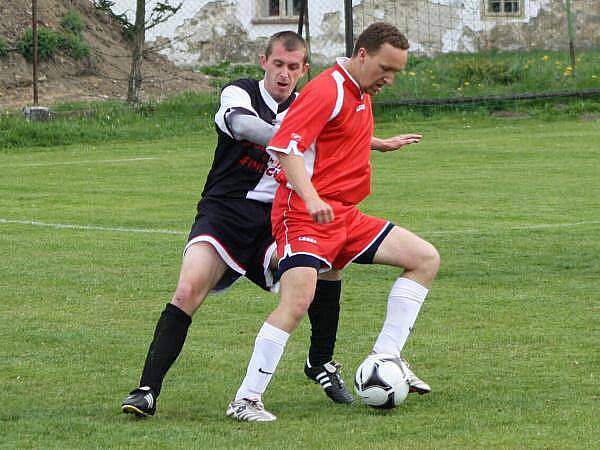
[305,196,334,224]
[371,134,422,152]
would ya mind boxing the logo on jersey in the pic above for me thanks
[264,157,282,178]
[298,236,318,244]
[356,104,366,112]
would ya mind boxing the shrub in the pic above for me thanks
[61,10,86,36]
[0,36,8,57]
[60,33,90,60]
[450,58,524,85]
[16,27,62,61]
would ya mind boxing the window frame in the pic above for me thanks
[253,0,301,24]
[483,0,524,19]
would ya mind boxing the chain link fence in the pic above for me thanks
[131,0,599,106]
[1,1,598,111]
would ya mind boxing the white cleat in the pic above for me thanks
[400,357,432,395]
[226,398,277,422]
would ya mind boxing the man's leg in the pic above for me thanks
[122,243,227,416]
[304,270,354,403]
[228,266,317,422]
[370,226,440,393]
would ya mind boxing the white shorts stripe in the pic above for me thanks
[184,235,246,275]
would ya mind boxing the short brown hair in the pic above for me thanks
[265,31,308,63]
[352,22,409,56]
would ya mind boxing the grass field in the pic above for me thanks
[1,114,598,449]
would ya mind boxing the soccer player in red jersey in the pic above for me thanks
[227,23,440,422]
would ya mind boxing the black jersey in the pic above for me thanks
[201,79,296,203]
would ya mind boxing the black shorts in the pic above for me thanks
[184,197,276,292]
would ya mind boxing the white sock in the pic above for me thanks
[235,322,289,401]
[372,277,428,356]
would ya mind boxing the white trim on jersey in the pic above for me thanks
[184,235,246,275]
[335,57,363,96]
[247,105,293,203]
[330,70,346,121]
[341,220,392,270]
[215,85,257,138]
[259,79,280,115]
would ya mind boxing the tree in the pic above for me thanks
[127,1,182,105]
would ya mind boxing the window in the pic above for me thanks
[256,0,302,22]
[485,0,521,17]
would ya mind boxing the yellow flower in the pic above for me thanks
[408,71,416,76]
[464,81,470,86]
[592,75,598,79]
[542,55,550,61]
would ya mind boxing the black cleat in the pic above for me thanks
[121,386,156,417]
[304,360,354,404]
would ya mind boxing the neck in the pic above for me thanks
[341,58,363,93]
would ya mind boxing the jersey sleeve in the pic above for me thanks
[267,77,338,156]
[215,85,257,138]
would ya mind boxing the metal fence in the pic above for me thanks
[2,0,599,111]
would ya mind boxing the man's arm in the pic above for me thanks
[228,111,277,146]
[276,152,334,224]
[371,134,422,152]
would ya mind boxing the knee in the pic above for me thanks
[419,242,440,279]
[171,280,204,314]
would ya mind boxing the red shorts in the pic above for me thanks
[272,187,389,270]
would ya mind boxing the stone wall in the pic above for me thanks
[110,0,600,67]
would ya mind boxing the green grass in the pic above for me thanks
[197,48,600,100]
[1,114,599,449]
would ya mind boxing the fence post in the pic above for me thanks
[344,0,353,57]
[297,0,305,35]
[32,0,39,105]
[565,0,576,75]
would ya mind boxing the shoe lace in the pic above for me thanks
[328,362,345,387]
[244,398,264,410]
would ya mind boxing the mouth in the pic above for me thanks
[277,81,290,89]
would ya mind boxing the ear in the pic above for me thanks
[259,54,268,70]
[357,47,367,62]
[301,62,310,76]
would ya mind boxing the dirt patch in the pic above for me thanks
[580,113,600,121]
[0,0,211,112]
[491,111,531,119]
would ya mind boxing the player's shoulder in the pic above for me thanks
[222,78,260,96]
[301,68,341,99]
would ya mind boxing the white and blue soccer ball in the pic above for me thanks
[354,353,410,409]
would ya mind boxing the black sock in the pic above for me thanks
[139,303,192,397]
[307,279,341,366]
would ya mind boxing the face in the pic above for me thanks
[356,43,408,95]
[260,41,309,103]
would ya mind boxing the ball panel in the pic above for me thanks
[354,353,410,408]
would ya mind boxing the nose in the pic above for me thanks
[384,73,395,85]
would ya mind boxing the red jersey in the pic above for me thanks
[267,58,374,205]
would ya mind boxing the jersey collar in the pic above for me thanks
[259,79,295,115]
[335,57,364,99]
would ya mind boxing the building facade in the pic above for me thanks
[110,0,599,67]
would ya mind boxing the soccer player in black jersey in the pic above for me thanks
[121,31,353,418]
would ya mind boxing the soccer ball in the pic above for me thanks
[354,354,410,409]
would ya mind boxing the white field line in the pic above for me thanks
[425,220,600,236]
[4,157,160,167]
[1,218,598,237]
[0,218,185,235]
